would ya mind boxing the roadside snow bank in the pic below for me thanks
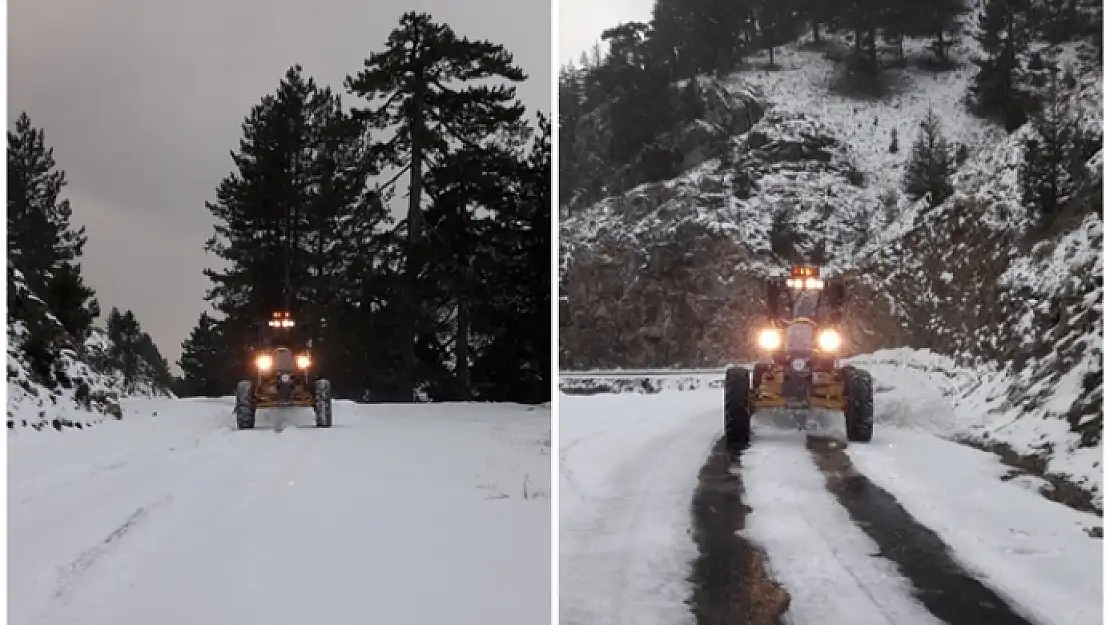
[849,348,1102,512]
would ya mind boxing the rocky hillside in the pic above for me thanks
[8,267,173,431]
[560,12,1102,505]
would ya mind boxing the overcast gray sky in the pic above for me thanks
[559,0,652,64]
[9,0,550,373]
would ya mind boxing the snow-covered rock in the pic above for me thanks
[7,268,173,431]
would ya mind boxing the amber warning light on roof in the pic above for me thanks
[787,265,823,290]
[268,311,295,327]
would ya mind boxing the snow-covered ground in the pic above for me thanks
[559,391,722,625]
[9,398,551,625]
[849,348,1103,509]
[733,40,1002,203]
[558,354,1103,625]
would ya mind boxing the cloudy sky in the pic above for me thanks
[9,0,550,372]
[559,0,652,64]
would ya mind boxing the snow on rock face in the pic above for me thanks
[7,269,171,431]
[560,74,908,368]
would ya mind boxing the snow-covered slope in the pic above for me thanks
[7,268,172,430]
[9,398,551,625]
[561,17,1102,504]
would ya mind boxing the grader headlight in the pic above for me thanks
[757,327,783,351]
[817,328,842,352]
[296,354,311,369]
[255,353,274,372]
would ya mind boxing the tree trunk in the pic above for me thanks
[456,292,470,400]
[868,26,879,75]
[403,91,424,403]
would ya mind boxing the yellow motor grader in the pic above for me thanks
[234,310,332,429]
[724,265,873,449]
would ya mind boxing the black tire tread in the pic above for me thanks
[724,366,752,449]
[844,367,874,443]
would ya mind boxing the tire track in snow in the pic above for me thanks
[738,428,949,625]
[807,436,1037,625]
[687,438,788,625]
[47,494,173,607]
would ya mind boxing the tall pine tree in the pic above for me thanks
[7,112,99,341]
[345,11,527,401]
[200,65,389,394]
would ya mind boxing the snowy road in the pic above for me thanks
[559,364,1102,625]
[10,398,551,625]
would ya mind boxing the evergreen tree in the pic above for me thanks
[472,114,551,403]
[598,22,675,165]
[755,0,802,65]
[421,144,506,399]
[46,262,100,343]
[903,108,956,207]
[828,0,887,76]
[558,64,585,206]
[1019,73,1091,221]
[7,112,99,340]
[202,65,385,393]
[770,208,800,261]
[300,88,393,396]
[917,0,969,63]
[106,308,144,392]
[178,312,231,397]
[345,11,527,401]
[797,0,835,43]
[133,332,173,392]
[971,0,1033,124]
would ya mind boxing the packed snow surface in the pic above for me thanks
[9,398,551,625]
[559,391,722,625]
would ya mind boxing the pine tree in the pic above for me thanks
[755,0,802,65]
[299,88,393,394]
[1039,0,1083,43]
[133,332,173,392]
[178,312,231,397]
[106,308,145,392]
[421,144,505,400]
[472,114,551,403]
[7,112,99,340]
[920,0,969,63]
[1019,73,1089,221]
[770,208,800,261]
[796,0,826,42]
[820,0,885,75]
[204,65,372,390]
[971,0,1033,123]
[903,108,956,207]
[345,11,527,401]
